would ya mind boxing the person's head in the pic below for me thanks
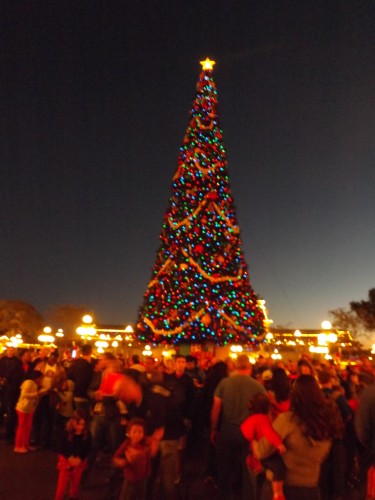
[81,344,92,357]
[38,347,49,360]
[6,347,16,358]
[127,418,146,445]
[208,360,228,381]
[249,393,270,415]
[174,355,186,375]
[97,352,116,371]
[144,357,156,373]
[318,370,333,388]
[297,358,315,376]
[185,355,197,371]
[162,357,175,374]
[270,368,291,403]
[47,351,59,366]
[131,354,141,365]
[287,360,298,374]
[291,375,343,441]
[67,409,89,437]
[19,348,31,363]
[30,370,44,386]
[256,355,267,367]
[236,354,252,374]
[261,369,273,386]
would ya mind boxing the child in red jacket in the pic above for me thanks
[241,393,286,500]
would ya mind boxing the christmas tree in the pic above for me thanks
[136,58,265,346]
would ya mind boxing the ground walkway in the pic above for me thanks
[0,425,366,499]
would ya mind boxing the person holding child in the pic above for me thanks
[241,393,286,500]
[253,375,343,500]
[113,418,151,500]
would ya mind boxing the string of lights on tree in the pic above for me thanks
[136,58,265,345]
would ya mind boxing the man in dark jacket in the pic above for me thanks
[68,344,94,415]
[0,347,23,442]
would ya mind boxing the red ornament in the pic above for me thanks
[217,255,225,264]
[195,244,204,254]
[206,191,218,201]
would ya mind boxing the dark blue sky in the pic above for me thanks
[1,1,374,332]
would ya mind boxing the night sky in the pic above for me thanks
[2,2,374,332]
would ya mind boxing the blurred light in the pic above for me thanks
[327,333,338,343]
[10,336,23,346]
[95,341,109,348]
[38,334,55,343]
[309,346,329,354]
[294,330,302,337]
[230,345,243,353]
[82,314,93,324]
[43,326,52,334]
[321,321,332,330]
[124,325,134,333]
[318,334,327,345]
[112,341,119,348]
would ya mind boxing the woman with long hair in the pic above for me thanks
[254,375,344,500]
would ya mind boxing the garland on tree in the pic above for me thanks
[135,58,265,345]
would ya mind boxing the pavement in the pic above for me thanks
[0,424,367,500]
[0,426,218,500]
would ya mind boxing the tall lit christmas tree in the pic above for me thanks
[136,58,265,346]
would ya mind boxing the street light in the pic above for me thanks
[82,314,93,324]
[76,314,96,339]
[38,334,55,344]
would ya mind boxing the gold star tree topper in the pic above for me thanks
[200,58,216,71]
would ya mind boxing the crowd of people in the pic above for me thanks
[0,344,375,500]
